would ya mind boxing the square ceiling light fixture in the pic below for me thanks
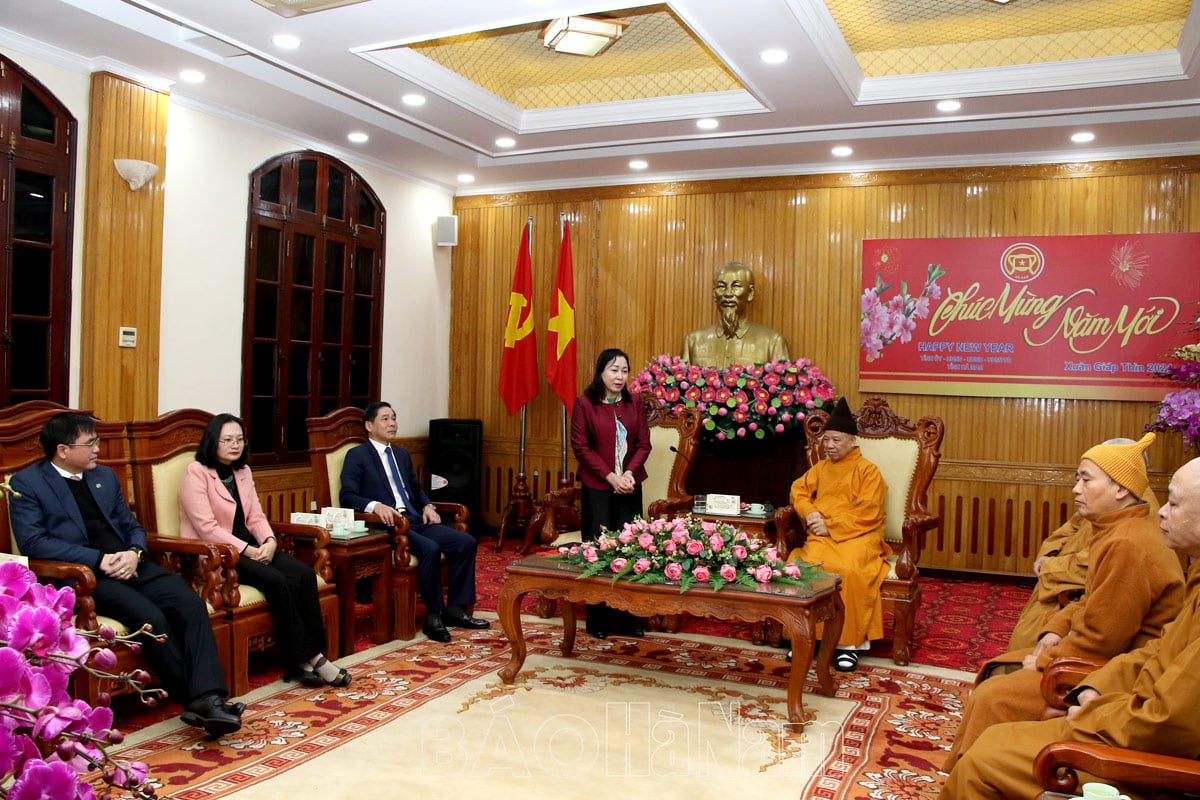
[542,16,629,56]
[250,0,369,17]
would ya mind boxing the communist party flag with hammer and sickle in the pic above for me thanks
[498,219,539,415]
[545,219,577,408]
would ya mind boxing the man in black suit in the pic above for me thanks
[339,401,488,642]
[9,413,243,736]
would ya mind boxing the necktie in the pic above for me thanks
[385,447,413,512]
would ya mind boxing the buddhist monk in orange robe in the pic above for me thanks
[787,397,888,672]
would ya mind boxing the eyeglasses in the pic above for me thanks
[218,437,246,446]
[63,437,101,449]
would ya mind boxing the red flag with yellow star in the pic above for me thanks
[545,220,577,408]
[498,220,539,415]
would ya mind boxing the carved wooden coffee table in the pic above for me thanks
[496,555,843,727]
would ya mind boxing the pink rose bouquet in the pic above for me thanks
[556,515,819,593]
[630,357,835,442]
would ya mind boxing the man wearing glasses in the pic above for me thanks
[8,412,243,737]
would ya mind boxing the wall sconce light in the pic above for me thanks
[541,16,628,57]
[113,158,159,191]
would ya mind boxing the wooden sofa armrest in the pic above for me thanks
[433,502,469,533]
[1036,741,1200,796]
[647,495,693,519]
[143,535,232,611]
[271,521,333,582]
[1040,656,1107,712]
[349,511,412,567]
[773,505,804,553]
[27,558,100,632]
[894,513,937,580]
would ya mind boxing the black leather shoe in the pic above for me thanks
[181,694,242,737]
[442,607,490,629]
[225,701,246,717]
[423,617,452,642]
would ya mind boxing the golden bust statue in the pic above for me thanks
[680,262,791,367]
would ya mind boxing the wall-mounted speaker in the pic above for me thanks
[435,215,458,247]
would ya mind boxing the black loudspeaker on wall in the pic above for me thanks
[427,418,483,536]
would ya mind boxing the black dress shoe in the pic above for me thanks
[181,694,242,737]
[225,701,246,717]
[423,617,452,642]
[442,607,490,629]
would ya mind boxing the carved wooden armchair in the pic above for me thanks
[126,409,339,696]
[1036,740,1200,798]
[773,396,944,665]
[0,401,229,705]
[521,393,703,555]
[306,406,469,641]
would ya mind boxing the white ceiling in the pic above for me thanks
[1,0,1198,196]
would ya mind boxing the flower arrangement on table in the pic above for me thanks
[1147,324,1200,452]
[0,556,160,800]
[860,262,946,361]
[630,355,835,442]
[555,515,821,593]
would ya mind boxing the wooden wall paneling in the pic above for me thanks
[451,159,1200,562]
[80,72,167,420]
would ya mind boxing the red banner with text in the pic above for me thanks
[859,234,1199,400]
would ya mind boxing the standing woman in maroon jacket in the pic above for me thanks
[570,347,652,639]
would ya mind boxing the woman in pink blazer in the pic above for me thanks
[179,413,350,688]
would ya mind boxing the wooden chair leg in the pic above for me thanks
[393,572,417,641]
[886,581,921,666]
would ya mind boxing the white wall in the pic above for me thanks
[2,44,455,435]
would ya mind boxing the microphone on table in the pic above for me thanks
[668,445,694,465]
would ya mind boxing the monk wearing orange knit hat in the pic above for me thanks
[944,432,1184,772]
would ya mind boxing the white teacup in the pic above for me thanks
[331,523,347,537]
[351,519,368,532]
[1081,783,1130,800]
[748,503,766,514]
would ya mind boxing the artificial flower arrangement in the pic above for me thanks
[630,355,835,442]
[1147,324,1200,451]
[860,262,946,361]
[555,515,821,593]
[0,548,159,800]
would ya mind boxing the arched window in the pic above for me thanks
[242,151,385,464]
[0,54,77,408]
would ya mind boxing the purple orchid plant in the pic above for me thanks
[0,557,159,800]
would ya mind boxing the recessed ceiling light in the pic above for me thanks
[402,93,426,107]
[347,132,368,144]
[179,69,206,84]
[1071,131,1095,143]
[495,137,516,148]
[272,34,301,50]
[629,159,648,170]
[760,49,788,64]
[696,118,719,130]
[457,173,475,183]
[936,100,961,113]
[831,146,853,157]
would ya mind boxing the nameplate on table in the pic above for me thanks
[290,512,323,526]
[705,493,741,515]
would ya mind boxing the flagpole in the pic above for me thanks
[557,212,571,490]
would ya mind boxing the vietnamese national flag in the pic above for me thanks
[545,220,577,408]
[498,220,539,415]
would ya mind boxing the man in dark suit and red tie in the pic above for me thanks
[338,401,488,642]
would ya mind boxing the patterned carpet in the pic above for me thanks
[108,537,1027,729]
[110,620,973,800]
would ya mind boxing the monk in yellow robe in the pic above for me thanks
[944,433,1184,771]
[787,397,888,673]
[1009,479,1159,651]
[942,457,1200,800]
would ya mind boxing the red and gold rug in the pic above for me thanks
[113,619,968,799]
